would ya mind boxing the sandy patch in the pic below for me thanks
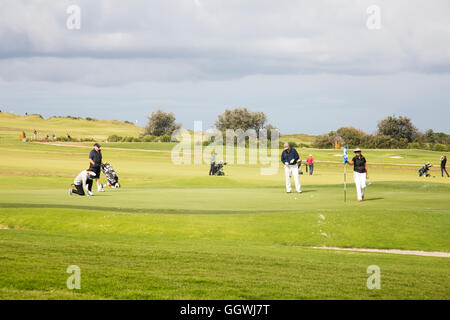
[389,156,403,159]
[309,246,450,258]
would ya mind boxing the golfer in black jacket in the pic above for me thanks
[346,148,368,201]
[441,155,449,177]
[281,143,301,193]
[89,143,104,192]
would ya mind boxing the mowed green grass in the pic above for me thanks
[0,115,449,299]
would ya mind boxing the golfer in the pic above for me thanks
[281,142,301,193]
[346,148,368,201]
[209,152,216,176]
[306,154,314,175]
[89,143,104,192]
[441,155,449,177]
[69,169,96,196]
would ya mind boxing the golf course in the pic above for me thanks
[0,113,449,300]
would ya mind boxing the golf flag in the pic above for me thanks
[343,145,348,163]
[343,145,348,202]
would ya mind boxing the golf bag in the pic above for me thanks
[213,161,227,176]
[101,163,120,188]
[418,163,431,177]
[297,160,303,175]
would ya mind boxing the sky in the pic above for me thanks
[0,0,449,134]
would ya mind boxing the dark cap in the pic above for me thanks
[94,143,101,148]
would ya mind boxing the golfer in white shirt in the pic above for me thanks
[69,169,96,196]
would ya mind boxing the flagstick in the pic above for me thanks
[344,163,347,202]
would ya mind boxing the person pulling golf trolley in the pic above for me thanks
[89,143,105,192]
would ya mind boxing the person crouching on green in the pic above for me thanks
[69,169,96,196]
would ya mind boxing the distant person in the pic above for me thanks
[209,152,216,176]
[20,131,26,141]
[306,154,314,175]
[345,148,368,201]
[67,133,71,140]
[89,143,104,192]
[33,129,37,140]
[45,134,49,141]
[69,169,96,196]
[52,134,56,141]
[441,155,449,177]
[281,142,301,193]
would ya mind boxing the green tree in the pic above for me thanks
[144,110,181,137]
[215,108,267,134]
[377,115,418,142]
[336,127,368,148]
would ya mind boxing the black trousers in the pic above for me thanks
[209,162,215,175]
[72,180,92,196]
[442,167,449,177]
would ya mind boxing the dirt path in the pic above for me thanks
[309,246,450,258]
[33,142,171,153]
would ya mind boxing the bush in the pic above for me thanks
[107,135,122,142]
[66,116,81,120]
[432,143,447,152]
[56,136,74,142]
[79,137,95,142]
[159,135,172,142]
[312,134,334,148]
[142,135,155,142]
[85,117,97,121]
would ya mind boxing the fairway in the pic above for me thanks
[0,115,449,300]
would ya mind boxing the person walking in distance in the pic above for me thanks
[441,155,449,177]
[209,152,216,175]
[306,154,314,175]
[345,148,368,201]
[89,143,105,192]
[281,142,301,193]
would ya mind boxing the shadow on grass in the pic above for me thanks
[364,197,384,201]
[0,203,301,215]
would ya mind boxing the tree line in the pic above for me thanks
[313,115,450,151]
[143,109,449,151]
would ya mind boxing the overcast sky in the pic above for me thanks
[0,0,449,134]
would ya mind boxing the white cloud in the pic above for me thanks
[0,0,449,85]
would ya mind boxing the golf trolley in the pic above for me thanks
[101,163,121,188]
[212,160,227,176]
[419,163,432,177]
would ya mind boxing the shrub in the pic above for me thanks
[85,117,97,121]
[142,135,155,142]
[107,135,123,142]
[80,137,95,142]
[432,143,447,152]
[159,135,172,142]
[312,134,334,148]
